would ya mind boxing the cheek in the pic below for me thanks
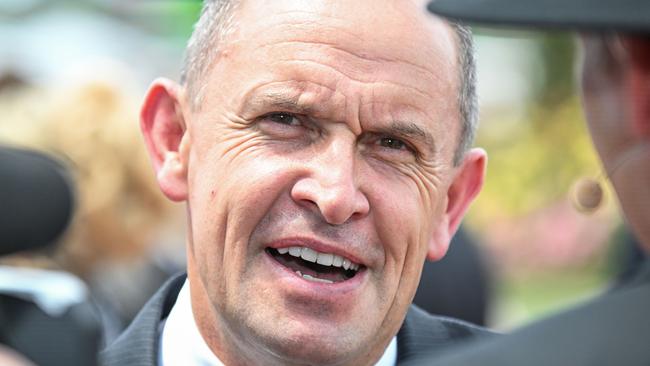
[623,37,650,136]
[186,142,296,259]
[369,187,435,310]
[374,166,448,299]
[191,149,294,229]
[369,172,440,273]
[188,151,302,300]
[627,62,650,136]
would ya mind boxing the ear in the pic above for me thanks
[427,148,487,261]
[140,78,190,202]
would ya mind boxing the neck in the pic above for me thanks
[605,143,650,254]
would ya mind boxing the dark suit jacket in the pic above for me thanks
[100,273,495,366]
[404,259,650,366]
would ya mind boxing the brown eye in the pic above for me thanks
[266,113,300,126]
[379,137,407,150]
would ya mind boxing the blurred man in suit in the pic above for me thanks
[406,1,650,365]
[101,1,495,365]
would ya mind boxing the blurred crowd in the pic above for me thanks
[0,76,186,347]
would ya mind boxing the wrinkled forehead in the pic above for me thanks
[195,0,464,148]
[230,0,458,74]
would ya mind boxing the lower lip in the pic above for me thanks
[263,250,367,297]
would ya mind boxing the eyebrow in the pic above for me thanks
[241,89,436,154]
[242,90,315,115]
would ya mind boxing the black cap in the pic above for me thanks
[427,0,650,33]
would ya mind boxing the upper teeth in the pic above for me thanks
[277,246,360,271]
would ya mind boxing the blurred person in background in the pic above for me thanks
[399,0,650,365]
[414,227,492,326]
[0,78,184,345]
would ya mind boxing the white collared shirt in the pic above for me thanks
[159,279,397,366]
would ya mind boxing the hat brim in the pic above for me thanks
[427,0,650,33]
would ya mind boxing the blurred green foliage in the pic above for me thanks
[533,33,577,107]
[148,1,202,39]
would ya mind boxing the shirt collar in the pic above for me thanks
[159,279,397,366]
[159,279,224,366]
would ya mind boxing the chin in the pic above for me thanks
[246,317,369,366]
[267,338,358,366]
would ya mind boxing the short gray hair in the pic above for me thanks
[450,23,478,165]
[180,0,238,106]
[180,1,478,165]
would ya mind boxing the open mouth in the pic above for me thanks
[266,246,363,284]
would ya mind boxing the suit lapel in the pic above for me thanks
[397,305,495,364]
[100,274,186,366]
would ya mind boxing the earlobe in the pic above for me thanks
[140,78,190,202]
[426,215,451,261]
[426,148,487,261]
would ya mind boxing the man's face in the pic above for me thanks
[580,35,650,251]
[145,0,484,364]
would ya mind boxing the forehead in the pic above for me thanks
[236,1,452,52]
[230,0,458,76]
[201,0,461,147]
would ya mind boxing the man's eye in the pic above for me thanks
[379,137,407,150]
[265,113,300,126]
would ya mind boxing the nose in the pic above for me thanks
[291,141,370,225]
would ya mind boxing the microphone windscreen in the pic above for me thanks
[0,146,75,255]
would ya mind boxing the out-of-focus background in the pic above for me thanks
[0,0,642,341]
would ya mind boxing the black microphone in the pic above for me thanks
[0,146,75,256]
